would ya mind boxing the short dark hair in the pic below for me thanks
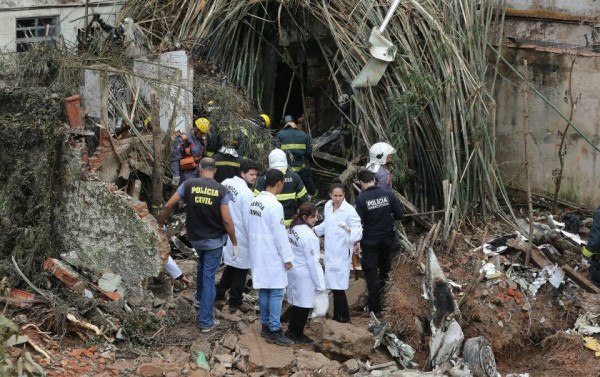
[265,168,284,187]
[200,157,216,171]
[240,159,260,174]
[357,169,375,183]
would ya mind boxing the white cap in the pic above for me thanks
[269,148,288,170]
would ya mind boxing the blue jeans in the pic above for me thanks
[258,288,285,332]
[195,247,223,328]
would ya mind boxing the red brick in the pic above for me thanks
[43,258,80,287]
[91,284,122,301]
[9,289,35,308]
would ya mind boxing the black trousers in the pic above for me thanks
[218,265,249,307]
[297,166,317,196]
[287,306,311,337]
[590,259,600,288]
[360,237,398,313]
[332,290,350,323]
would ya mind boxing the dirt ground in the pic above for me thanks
[385,217,600,377]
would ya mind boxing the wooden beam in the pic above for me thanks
[312,150,348,166]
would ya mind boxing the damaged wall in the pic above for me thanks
[0,0,122,52]
[501,0,599,18]
[492,2,600,209]
[0,87,167,303]
[494,49,600,208]
[56,147,166,302]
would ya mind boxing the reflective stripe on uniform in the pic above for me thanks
[205,151,214,157]
[296,186,307,199]
[276,192,297,201]
[216,161,240,167]
[583,246,596,258]
[290,163,306,172]
[281,143,306,151]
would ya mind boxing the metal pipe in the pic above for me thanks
[379,0,402,33]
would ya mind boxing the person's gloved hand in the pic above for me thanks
[337,222,351,233]
[176,274,191,288]
[231,245,239,260]
[171,176,180,187]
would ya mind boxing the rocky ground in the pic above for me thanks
[29,277,395,377]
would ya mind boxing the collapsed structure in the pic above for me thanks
[0,0,599,376]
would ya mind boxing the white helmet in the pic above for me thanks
[268,148,288,171]
[366,142,396,173]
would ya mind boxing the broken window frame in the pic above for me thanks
[15,15,60,52]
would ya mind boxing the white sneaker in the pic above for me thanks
[200,319,220,333]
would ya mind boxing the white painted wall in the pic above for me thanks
[133,51,194,132]
[0,0,122,52]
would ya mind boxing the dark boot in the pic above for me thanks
[266,330,294,347]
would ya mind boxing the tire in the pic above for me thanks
[462,336,497,377]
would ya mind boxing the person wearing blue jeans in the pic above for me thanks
[246,169,295,347]
[195,247,224,328]
[258,288,285,333]
[158,158,237,333]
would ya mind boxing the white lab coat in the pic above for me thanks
[314,199,363,290]
[221,176,253,269]
[287,224,326,308]
[246,191,294,289]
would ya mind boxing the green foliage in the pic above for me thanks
[0,316,45,376]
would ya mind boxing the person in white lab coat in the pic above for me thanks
[314,182,363,323]
[285,202,326,343]
[247,169,295,347]
[218,159,260,313]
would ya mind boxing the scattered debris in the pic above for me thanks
[368,313,416,368]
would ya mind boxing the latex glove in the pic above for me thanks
[176,274,191,288]
[337,222,351,233]
[231,245,239,260]
[171,176,180,187]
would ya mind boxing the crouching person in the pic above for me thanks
[286,202,326,343]
[247,169,295,346]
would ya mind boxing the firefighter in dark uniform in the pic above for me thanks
[170,117,210,186]
[275,115,316,196]
[582,207,600,288]
[213,140,241,183]
[255,148,308,226]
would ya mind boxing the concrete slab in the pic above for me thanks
[238,322,295,371]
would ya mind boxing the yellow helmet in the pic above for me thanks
[207,100,215,106]
[194,117,210,133]
[259,114,271,128]
[143,116,152,127]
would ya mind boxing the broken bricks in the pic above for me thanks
[43,257,123,302]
